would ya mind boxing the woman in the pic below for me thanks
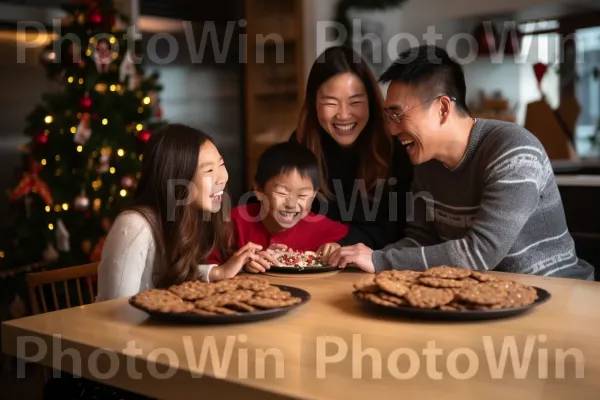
[96,123,261,301]
[291,45,413,250]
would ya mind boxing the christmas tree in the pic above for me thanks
[1,0,165,271]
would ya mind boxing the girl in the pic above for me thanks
[96,123,261,301]
[290,45,413,251]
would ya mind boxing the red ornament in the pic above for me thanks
[35,132,48,144]
[89,12,102,24]
[79,94,93,111]
[138,130,151,143]
[533,63,548,86]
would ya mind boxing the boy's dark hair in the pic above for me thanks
[254,142,320,190]
[379,45,470,116]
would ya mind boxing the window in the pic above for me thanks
[574,26,600,157]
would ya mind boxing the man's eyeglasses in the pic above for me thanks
[384,95,457,124]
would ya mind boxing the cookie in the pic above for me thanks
[191,308,218,315]
[378,270,422,283]
[132,289,195,313]
[353,276,378,292]
[470,271,499,282]
[228,301,258,312]
[456,282,508,305]
[490,280,538,308]
[194,289,254,308]
[168,281,215,300]
[255,286,280,295]
[375,276,410,297]
[246,296,302,309]
[419,276,466,288]
[423,265,471,279]
[357,292,399,307]
[212,280,240,293]
[404,285,454,308]
[232,276,270,291]
[254,290,292,301]
[205,306,238,315]
[378,292,407,306]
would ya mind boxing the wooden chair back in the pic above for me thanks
[26,262,99,315]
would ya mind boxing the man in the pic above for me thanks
[326,45,594,280]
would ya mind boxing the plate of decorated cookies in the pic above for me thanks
[266,249,339,273]
[129,276,310,323]
[352,266,550,320]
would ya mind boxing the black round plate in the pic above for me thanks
[267,265,339,274]
[353,287,551,321]
[129,285,310,324]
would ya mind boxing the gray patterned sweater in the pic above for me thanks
[372,118,595,280]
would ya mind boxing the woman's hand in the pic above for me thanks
[210,242,262,280]
[317,242,341,262]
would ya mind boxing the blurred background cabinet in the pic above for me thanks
[243,0,304,189]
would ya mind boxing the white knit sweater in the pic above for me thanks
[95,211,215,301]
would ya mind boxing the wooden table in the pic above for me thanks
[2,270,600,399]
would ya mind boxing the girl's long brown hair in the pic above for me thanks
[126,124,233,288]
[296,45,393,199]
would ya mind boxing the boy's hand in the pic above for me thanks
[211,242,262,280]
[317,242,341,261]
[326,243,375,273]
[244,249,280,274]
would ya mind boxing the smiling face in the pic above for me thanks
[316,72,369,147]
[254,169,316,232]
[192,140,228,213]
[384,82,448,165]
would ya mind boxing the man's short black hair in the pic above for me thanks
[379,45,470,115]
[254,142,320,190]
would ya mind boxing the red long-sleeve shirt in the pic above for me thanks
[208,203,349,264]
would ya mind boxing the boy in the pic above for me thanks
[210,142,348,272]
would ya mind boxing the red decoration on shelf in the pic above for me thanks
[533,63,548,86]
[138,130,151,143]
[9,158,53,205]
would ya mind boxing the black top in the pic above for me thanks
[289,129,413,250]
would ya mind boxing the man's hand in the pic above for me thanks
[326,243,375,273]
[317,242,341,260]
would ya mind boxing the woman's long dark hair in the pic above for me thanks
[126,123,233,288]
[296,45,393,199]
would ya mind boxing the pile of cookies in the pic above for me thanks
[353,266,538,311]
[131,276,302,316]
